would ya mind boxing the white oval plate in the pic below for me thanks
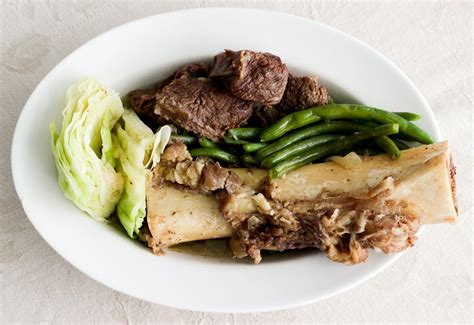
[12,8,440,313]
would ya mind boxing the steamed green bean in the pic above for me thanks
[189,148,239,164]
[269,124,400,178]
[256,121,370,161]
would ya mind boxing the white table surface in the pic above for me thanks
[1,1,472,323]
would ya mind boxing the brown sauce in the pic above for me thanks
[170,238,316,260]
[170,239,233,257]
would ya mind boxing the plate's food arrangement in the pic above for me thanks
[50,49,458,265]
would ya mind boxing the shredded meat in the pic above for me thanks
[449,155,458,213]
[139,220,164,255]
[156,143,242,194]
[321,208,418,265]
[228,208,328,264]
[200,162,229,191]
[221,176,419,265]
[200,162,242,193]
[160,141,192,164]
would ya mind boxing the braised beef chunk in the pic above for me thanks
[254,75,330,125]
[128,62,252,138]
[209,50,289,105]
[128,88,155,116]
[128,89,167,130]
[254,105,283,126]
[154,75,254,140]
[129,50,331,133]
[128,63,210,130]
[174,62,210,79]
[280,75,329,110]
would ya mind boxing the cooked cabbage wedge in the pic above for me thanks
[50,78,124,221]
[113,110,171,238]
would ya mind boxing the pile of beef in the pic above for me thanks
[128,50,329,140]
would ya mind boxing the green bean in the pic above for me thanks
[309,104,408,129]
[352,115,431,145]
[391,133,416,142]
[223,137,249,145]
[352,120,379,127]
[171,134,197,145]
[243,142,268,153]
[225,145,241,156]
[403,121,433,144]
[391,138,410,150]
[394,112,421,121]
[189,148,239,164]
[256,121,371,161]
[320,106,430,143]
[355,118,432,144]
[261,135,343,168]
[241,154,259,166]
[227,128,263,140]
[260,104,407,142]
[374,136,400,160]
[198,138,219,148]
[269,124,400,178]
[259,110,321,142]
[269,141,344,179]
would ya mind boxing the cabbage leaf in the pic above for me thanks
[50,78,125,221]
[113,109,171,238]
